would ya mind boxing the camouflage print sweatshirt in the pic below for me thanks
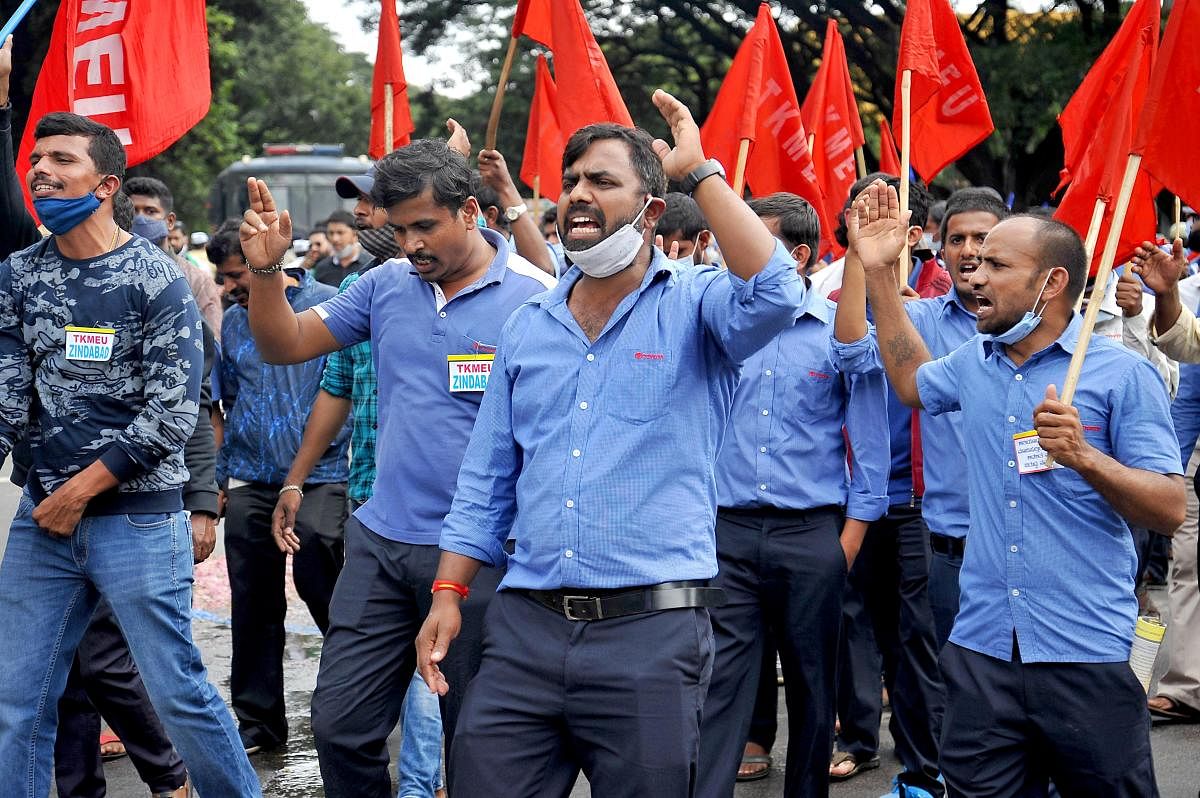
[0,234,203,515]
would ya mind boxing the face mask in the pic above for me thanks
[358,223,401,261]
[564,198,652,279]
[34,182,104,235]
[920,233,936,252]
[334,243,358,262]
[990,270,1054,346]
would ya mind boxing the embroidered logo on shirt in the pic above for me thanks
[808,370,830,379]
[633,351,665,361]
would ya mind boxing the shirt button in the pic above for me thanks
[564,549,574,558]
[439,311,447,318]
[565,499,575,508]
[1008,460,1016,468]
[759,484,767,491]
[759,446,767,454]
[762,409,770,416]
[1009,500,1017,508]
[1007,415,1016,423]
[1010,545,1019,553]
[586,354,595,362]
[764,369,773,376]
[579,401,588,410]
[1011,589,1020,597]
[1015,374,1023,381]
[572,449,581,457]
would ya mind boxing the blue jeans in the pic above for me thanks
[396,670,444,798]
[0,493,260,797]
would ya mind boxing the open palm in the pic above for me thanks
[847,181,910,273]
[239,178,293,269]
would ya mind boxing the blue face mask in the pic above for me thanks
[33,182,104,235]
[990,270,1055,346]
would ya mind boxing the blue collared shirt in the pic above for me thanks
[441,243,806,590]
[905,289,978,538]
[916,314,1183,663]
[716,294,889,520]
[313,227,554,544]
[219,271,349,485]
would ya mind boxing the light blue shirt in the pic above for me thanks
[905,289,978,538]
[440,243,806,589]
[716,295,890,520]
[313,228,555,544]
[916,314,1183,663]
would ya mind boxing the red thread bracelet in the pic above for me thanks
[431,580,470,600]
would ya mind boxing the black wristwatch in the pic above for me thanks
[680,159,726,195]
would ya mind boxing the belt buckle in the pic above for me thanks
[561,595,602,621]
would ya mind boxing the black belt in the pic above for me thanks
[929,532,965,557]
[522,580,726,621]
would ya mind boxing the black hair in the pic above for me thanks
[472,173,507,229]
[940,187,1010,243]
[172,219,188,235]
[834,171,931,248]
[656,193,709,240]
[33,112,126,181]
[205,219,243,265]
[748,193,820,269]
[371,139,472,211]
[541,207,557,227]
[310,222,328,236]
[561,124,667,198]
[1012,214,1087,302]
[1187,229,1200,252]
[112,191,134,232]
[123,176,173,212]
[928,200,946,227]
[326,209,356,229]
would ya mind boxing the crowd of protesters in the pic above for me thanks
[1,29,1199,798]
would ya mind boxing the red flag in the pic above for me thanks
[520,54,564,199]
[801,20,867,256]
[1054,23,1158,275]
[512,0,553,48]
[369,0,415,159]
[700,4,832,248]
[1134,0,1200,210]
[893,0,994,182]
[1056,0,1160,194]
[18,0,210,205]
[546,0,632,136]
[878,116,902,176]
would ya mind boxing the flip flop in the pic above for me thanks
[1148,695,1200,724]
[736,754,772,782]
[99,731,126,761]
[829,750,881,782]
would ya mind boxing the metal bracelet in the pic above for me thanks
[245,256,286,276]
[278,484,304,499]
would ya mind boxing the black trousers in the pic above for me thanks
[927,541,964,650]
[310,514,500,798]
[54,601,186,797]
[450,590,713,798]
[746,634,778,751]
[939,642,1158,797]
[697,506,846,798]
[224,480,347,747]
[835,503,945,794]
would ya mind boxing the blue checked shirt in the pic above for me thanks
[716,295,890,520]
[440,243,806,590]
[320,270,377,504]
[905,289,978,538]
[916,314,1183,663]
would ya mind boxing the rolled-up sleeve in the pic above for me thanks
[700,240,807,364]
[830,330,881,375]
[844,368,890,521]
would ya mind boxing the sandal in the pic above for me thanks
[1148,695,1200,723]
[99,731,126,761]
[737,754,772,782]
[830,750,881,782]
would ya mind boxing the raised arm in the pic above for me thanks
[477,148,557,277]
[240,178,342,364]
[851,181,931,408]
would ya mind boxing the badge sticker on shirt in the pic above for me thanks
[64,325,115,362]
[1013,430,1063,475]
[448,354,494,393]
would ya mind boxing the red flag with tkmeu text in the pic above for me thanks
[700,3,832,253]
[801,20,866,257]
[520,54,565,199]
[18,0,211,209]
[369,0,415,159]
[893,0,993,182]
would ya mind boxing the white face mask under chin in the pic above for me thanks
[563,199,652,278]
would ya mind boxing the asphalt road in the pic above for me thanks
[0,464,1195,797]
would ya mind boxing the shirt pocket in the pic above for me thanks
[1041,420,1107,499]
[605,348,674,424]
[788,366,839,422]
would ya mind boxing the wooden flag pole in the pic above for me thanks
[1072,197,1108,314]
[898,70,913,285]
[1060,153,1143,407]
[485,36,521,152]
[1175,196,1183,230]
[532,175,540,209]
[855,146,867,178]
[384,84,394,154]
[732,138,752,197]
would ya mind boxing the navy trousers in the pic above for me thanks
[450,590,713,798]
[939,642,1158,797]
[927,539,964,650]
[698,506,846,798]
